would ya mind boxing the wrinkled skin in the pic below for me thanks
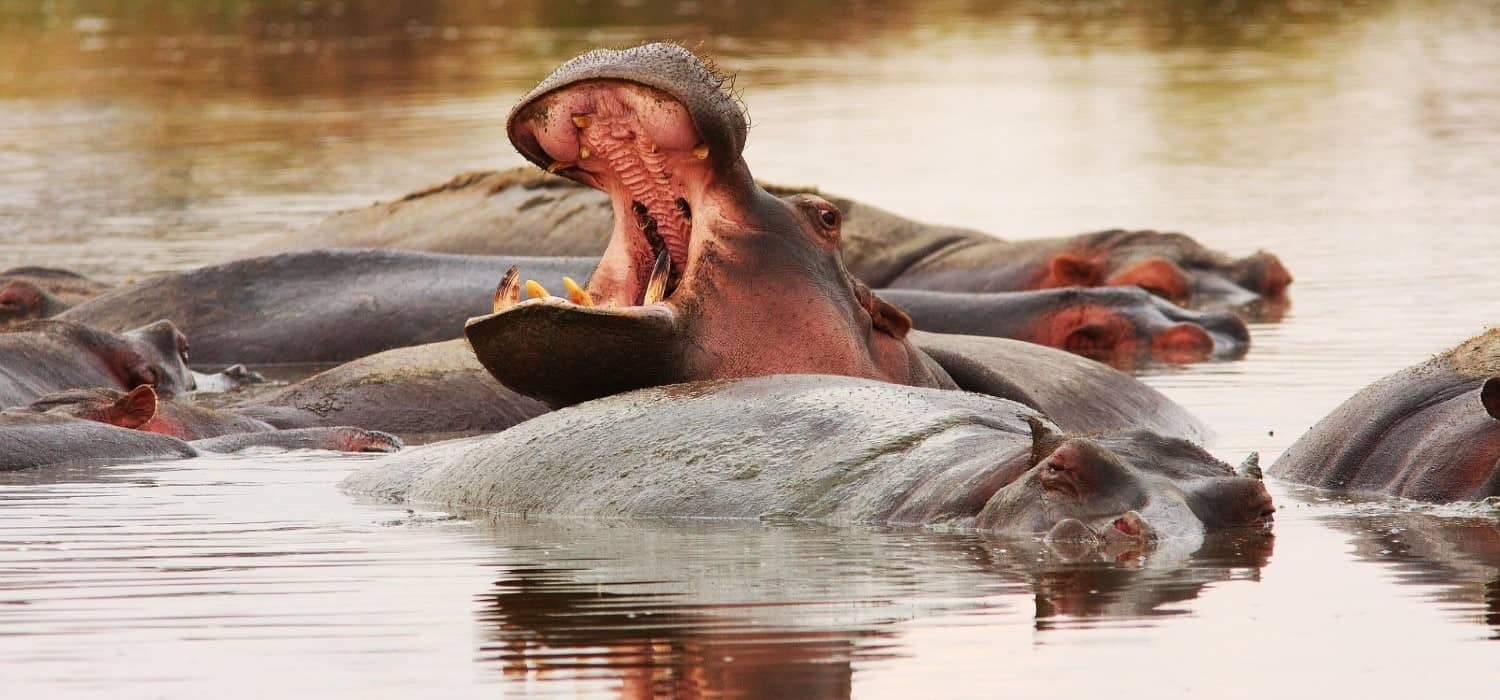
[3,390,401,471]
[28,385,282,440]
[50,249,1244,368]
[0,267,111,329]
[883,286,1250,367]
[0,319,195,408]
[231,339,549,441]
[344,375,1271,547]
[280,166,1290,317]
[1271,328,1500,502]
[58,250,595,365]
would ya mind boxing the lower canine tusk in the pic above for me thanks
[524,280,551,300]
[563,277,594,306]
[643,250,671,305]
[493,265,520,313]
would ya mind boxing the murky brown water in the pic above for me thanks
[2,1,1498,696]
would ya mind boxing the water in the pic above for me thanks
[1,0,1498,696]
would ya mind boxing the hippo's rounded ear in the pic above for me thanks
[1482,377,1500,421]
[1044,253,1103,289]
[1026,415,1066,466]
[107,385,158,429]
[852,278,911,340]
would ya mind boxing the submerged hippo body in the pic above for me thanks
[231,339,549,440]
[284,166,1289,315]
[1271,329,1500,502]
[58,250,597,365]
[0,319,195,408]
[345,376,1271,545]
[0,267,111,328]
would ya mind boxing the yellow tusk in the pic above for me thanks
[524,280,550,299]
[563,277,594,306]
[546,161,572,173]
[643,250,671,305]
[571,115,591,128]
[692,143,709,160]
[493,265,520,313]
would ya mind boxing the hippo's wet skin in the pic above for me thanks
[1271,328,1500,502]
[344,375,1271,546]
[4,386,401,471]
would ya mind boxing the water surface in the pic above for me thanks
[2,1,1498,696]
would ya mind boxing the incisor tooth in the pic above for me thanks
[579,145,591,159]
[525,280,550,299]
[563,277,594,306]
[693,143,709,160]
[547,161,571,173]
[571,115,591,128]
[643,250,671,305]
[493,265,520,313]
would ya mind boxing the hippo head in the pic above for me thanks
[977,418,1274,548]
[1026,287,1250,367]
[116,320,196,397]
[469,44,946,406]
[26,385,158,430]
[0,280,67,329]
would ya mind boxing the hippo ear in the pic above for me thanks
[1045,253,1103,288]
[1026,415,1066,466]
[107,385,158,429]
[1483,378,1500,421]
[866,291,912,340]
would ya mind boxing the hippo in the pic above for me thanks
[279,167,1289,316]
[28,385,299,440]
[0,266,111,328]
[1271,328,1500,502]
[57,250,597,365]
[0,318,196,408]
[230,339,549,441]
[4,387,401,471]
[55,250,1246,367]
[344,375,1272,546]
[461,43,1215,438]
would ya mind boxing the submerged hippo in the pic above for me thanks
[1271,328,1500,502]
[56,250,1246,367]
[344,375,1272,546]
[0,318,195,408]
[0,266,111,329]
[4,386,400,471]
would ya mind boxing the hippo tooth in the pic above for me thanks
[571,115,591,128]
[546,161,572,174]
[493,265,521,313]
[643,250,671,305]
[563,277,594,306]
[692,143,709,160]
[579,145,591,159]
[524,280,551,300]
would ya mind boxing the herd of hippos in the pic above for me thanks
[3,44,1497,553]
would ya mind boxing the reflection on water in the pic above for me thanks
[3,0,1500,696]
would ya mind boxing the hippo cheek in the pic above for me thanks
[464,302,685,408]
[1035,307,1142,366]
[1150,323,1215,364]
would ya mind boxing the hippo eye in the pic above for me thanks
[818,208,839,230]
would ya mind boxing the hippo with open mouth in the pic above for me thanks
[343,375,1272,547]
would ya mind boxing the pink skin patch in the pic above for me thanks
[1026,305,1142,367]
[1150,323,1214,364]
[1107,257,1190,305]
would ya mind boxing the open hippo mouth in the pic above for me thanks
[465,44,750,407]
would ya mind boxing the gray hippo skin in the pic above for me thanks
[4,387,401,471]
[344,375,1272,546]
[55,249,1247,367]
[231,339,549,440]
[1271,328,1500,502]
[281,171,1289,316]
[0,266,111,328]
[58,250,596,365]
[0,318,195,407]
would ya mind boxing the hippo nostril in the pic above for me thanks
[1255,252,1293,297]
[1151,322,1213,363]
